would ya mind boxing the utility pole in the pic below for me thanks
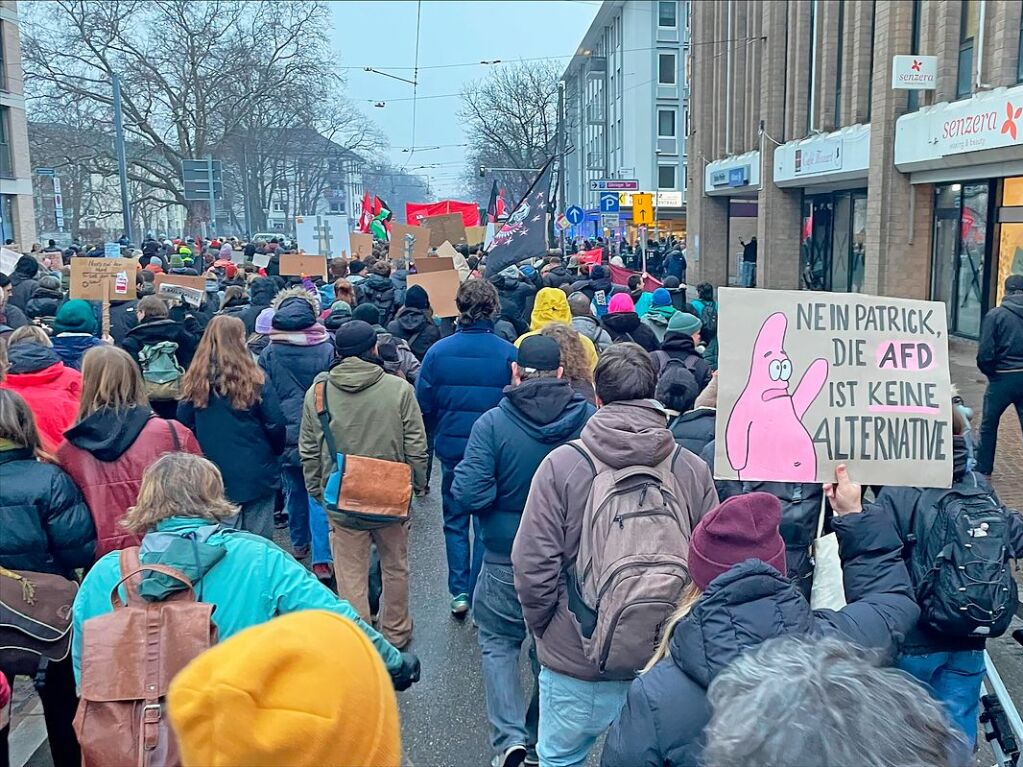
[557,80,567,252]
[206,154,218,236]
[111,74,133,243]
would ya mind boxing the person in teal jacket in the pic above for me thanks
[71,452,420,690]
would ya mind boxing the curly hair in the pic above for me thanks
[540,323,592,383]
[122,452,238,533]
[180,315,265,410]
[455,278,500,327]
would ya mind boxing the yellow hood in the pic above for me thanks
[530,287,572,330]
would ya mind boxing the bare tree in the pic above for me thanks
[362,161,432,224]
[459,60,561,206]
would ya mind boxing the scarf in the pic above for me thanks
[268,323,330,347]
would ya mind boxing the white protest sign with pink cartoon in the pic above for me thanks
[713,288,953,488]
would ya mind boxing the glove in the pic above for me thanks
[390,651,421,692]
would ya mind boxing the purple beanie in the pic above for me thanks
[688,492,787,590]
[255,307,276,335]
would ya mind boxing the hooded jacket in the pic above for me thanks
[669,407,716,456]
[491,271,536,334]
[0,344,81,452]
[977,293,1023,376]
[0,445,96,576]
[56,408,201,558]
[8,260,40,312]
[25,283,63,320]
[512,399,719,681]
[516,288,599,369]
[121,317,199,371]
[237,278,279,335]
[72,517,403,685]
[641,304,678,343]
[299,356,429,505]
[663,249,686,282]
[571,314,613,353]
[359,274,398,324]
[452,377,595,563]
[415,320,517,465]
[387,307,442,361]
[52,334,104,371]
[601,508,920,767]
[601,310,660,352]
[176,384,287,505]
[543,265,573,290]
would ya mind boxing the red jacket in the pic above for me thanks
[1,346,81,453]
[56,413,202,558]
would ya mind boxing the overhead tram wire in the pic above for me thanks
[403,0,423,173]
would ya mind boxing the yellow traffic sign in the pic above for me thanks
[631,193,654,225]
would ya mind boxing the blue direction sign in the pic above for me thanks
[565,205,585,225]
[599,192,620,213]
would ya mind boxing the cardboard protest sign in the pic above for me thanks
[279,253,327,279]
[389,223,431,262]
[713,288,953,488]
[408,270,460,318]
[70,258,136,301]
[157,282,203,308]
[465,225,487,245]
[155,273,206,292]
[0,247,18,275]
[295,214,351,259]
[421,213,467,247]
[349,232,374,258]
[230,248,246,265]
[414,256,455,274]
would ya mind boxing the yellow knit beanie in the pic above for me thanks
[168,610,401,767]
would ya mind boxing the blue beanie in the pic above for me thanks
[652,288,672,307]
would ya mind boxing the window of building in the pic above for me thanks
[272,200,285,213]
[657,109,676,138]
[658,1,677,28]
[658,53,676,85]
[658,165,676,189]
[1018,9,1023,83]
[957,1,979,99]
[0,23,6,91]
[328,200,344,214]
[908,0,923,111]
[0,108,12,179]
[931,181,990,337]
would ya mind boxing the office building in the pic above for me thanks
[0,0,35,246]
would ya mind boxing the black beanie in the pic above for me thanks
[334,320,378,358]
[353,302,382,326]
[404,284,429,310]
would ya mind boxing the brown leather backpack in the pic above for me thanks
[73,547,217,767]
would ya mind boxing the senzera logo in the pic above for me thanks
[1001,102,1022,141]
[911,59,922,72]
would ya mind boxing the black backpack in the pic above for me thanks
[699,301,717,337]
[909,485,1017,638]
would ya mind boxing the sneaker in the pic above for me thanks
[450,593,470,617]
[292,545,310,560]
[492,745,527,767]
[524,748,538,766]
[312,563,333,582]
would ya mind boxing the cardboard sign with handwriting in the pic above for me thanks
[414,256,455,274]
[421,213,467,247]
[279,253,327,278]
[350,232,374,259]
[70,258,136,301]
[389,223,431,262]
[155,273,206,292]
[408,270,460,318]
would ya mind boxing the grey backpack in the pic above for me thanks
[566,440,693,676]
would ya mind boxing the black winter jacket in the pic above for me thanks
[258,340,334,466]
[655,334,712,391]
[121,317,198,371]
[25,287,63,320]
[176,385,287,504]
[601,311,660,352]
[543,265,573,289]
[9,272,39,312]
[670,407,716,456]
[108,301,139,346]
[359,275,398,324]
[452,378,594,562]
[977,293,1023,377]
[236,279,278,335]
[491,273,536,334]
[388,307,442,361]
[601,507,919,767]
[0,447,96,576]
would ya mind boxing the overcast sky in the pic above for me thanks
[330,0,601,199]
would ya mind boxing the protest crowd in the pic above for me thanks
[0,220,1021,767]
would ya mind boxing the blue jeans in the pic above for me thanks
[741,260,757,287]
[441,461,483,598]
[473,560,539,756]
[281,465,310,552]
[898,650,985,752]
[537,667,630,767]
[309,495,332,566]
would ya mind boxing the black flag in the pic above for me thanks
[484,158,555,277]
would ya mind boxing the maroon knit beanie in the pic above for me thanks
[688,492,787,590]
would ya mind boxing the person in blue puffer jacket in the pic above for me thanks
[416,279,516,617]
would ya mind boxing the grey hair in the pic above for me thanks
[704,636,962,767]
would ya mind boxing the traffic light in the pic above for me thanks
[479,165,486,177]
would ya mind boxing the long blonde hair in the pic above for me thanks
[643,581,704,672]
[77,345,149,420]
[122,452,238,533]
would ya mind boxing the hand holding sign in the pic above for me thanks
[823,465,862,516]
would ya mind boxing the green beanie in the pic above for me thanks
[53,299,98,335]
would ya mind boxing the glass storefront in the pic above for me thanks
[931,182,991,338]
[799,190,867,292]
[996,177,1023,304]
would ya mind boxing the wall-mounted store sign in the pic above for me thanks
[891,55,937,91]
[705,151,761,196]
[710,170,728,186]
[775,125,870,187]
[795,139,842,174]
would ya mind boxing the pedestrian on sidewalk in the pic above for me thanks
[739,236,758,288]
[454,336,595,767]
[300,320,428,649]
[416,280,516,617]
[976,273,1023,476]
[177,316,286,539]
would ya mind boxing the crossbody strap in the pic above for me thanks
[166,420,181,452]
[314,380,340,467]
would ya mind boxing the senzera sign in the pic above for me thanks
[938,97,1023,155]
[891,55,937,91]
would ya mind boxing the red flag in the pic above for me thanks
[496,188,507,219]
[358,192,373,233]
[610,264,662,292]
[405,200,480,227]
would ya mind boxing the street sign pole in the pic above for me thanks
[112,74,133,243]
[206,155,217,237]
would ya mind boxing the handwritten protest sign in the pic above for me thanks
[389,223,431,262]
[408,270,460,318]
[252,252,271,269]
[70,258,136,301]
[713,288,953,488]
[421,213,467,247]
[279,253,327,279]
[155,273,206,292]
[157,282,203,308]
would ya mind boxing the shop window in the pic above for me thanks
[658,1,677,29]
[800,191,867,293]
[931,181,989,338]
[658,53,676,85]
[997,176,1023,304]
[957,1,979,99]
[0,108,11,179]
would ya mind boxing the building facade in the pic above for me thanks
[562,0,689,240]
[0,0,35,246]
[688,0,1023,338]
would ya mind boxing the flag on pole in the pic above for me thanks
[370,196,392,241]
[484,157,555,277]
[357,192,373,234]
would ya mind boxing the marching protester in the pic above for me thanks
[177,316,287,539]
[238,277,278,334]
[686,282,719,371]
[1,326,81,452]
[651,311,712,394]
[359,261,399,324]
[453,335,595,767]
[56,345,200,559]
[491,265,537,336]
[300,319,428,649]
[0,389,95,767]
[600,293,660,352]
[0,275,29,335]
[50,299,105,370]
[640,287,678,344]
[417,279,516,616]
[25,274,63,323]
[568,291,612,353]
[540,323,597,404]
[7,255,40,312]
[513,343,717,766]
[516,287,598,370]
[353,302,421,383]
[388,284,443,361]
